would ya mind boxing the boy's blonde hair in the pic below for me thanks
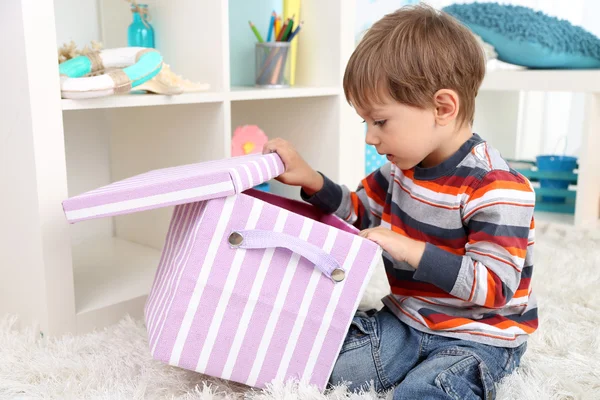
[343,4,485,126]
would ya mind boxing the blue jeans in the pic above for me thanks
[329,307,527,399]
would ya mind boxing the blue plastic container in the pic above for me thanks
[536,155,578,203]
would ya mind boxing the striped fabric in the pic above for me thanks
[144,193,381,389]
[63,153,382,389]
[303,134,538,348]
[62,153,285,223]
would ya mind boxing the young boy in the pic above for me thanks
[263,4,537,399]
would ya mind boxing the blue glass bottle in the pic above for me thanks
[128,4,155,48]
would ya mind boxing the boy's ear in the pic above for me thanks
[433,89,459,126]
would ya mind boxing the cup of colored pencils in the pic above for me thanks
[249,11,303,88]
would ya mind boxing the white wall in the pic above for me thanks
[54,0,101,46]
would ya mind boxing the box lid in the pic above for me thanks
[63,153,285,223]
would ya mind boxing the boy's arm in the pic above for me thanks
[412,170,535,308]
[301,163,392,230]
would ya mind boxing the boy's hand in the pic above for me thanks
[263,138,324,195]
[360,227,426,268]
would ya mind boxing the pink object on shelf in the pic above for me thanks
[61,153,382,391]
[231,125,269,157]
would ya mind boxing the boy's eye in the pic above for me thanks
[361,120,366,124]
[374,120,387,127]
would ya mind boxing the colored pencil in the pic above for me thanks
[277,18,289,41]
[248,21,264,43]
[286,21,303,42]
[281,14,294,41]
[274,16,282,39]
[266,11,276,42]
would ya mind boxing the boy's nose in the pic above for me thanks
[365,129,380,146]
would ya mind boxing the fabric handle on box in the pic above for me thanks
[228,229,345,282]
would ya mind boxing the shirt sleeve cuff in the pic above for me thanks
[300,172,343,214]
[413,243,462,294]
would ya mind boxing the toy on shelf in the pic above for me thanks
[58,47,163,99]
[509,155,579,214]
[58,41,210,98]
[135,63,211,95]
[232,125,271,192]
[127,1,155,48]
[58,40,103,64]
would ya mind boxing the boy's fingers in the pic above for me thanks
[264,138,289,154]
[263,141,278,154]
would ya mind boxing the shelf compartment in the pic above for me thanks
[72,237,160,315]
[231,96,340,200]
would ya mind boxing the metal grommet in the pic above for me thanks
[228,232,244,247]
[331,268,345,282]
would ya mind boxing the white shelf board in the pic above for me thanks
[62,92,225,111]
[61,86,341,110]
[229,86,341,101]
[481,70,600,92]
[72,236,161,315]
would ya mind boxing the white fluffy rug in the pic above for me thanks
[1,221,600,399]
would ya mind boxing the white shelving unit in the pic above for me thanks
[2,0,363,337]
[477,69,600,229]
[2,1,599,337]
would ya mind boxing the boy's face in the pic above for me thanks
[354,97,448,170]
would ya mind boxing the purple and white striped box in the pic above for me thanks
[62,153,382,390]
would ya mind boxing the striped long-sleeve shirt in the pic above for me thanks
[302,134,538,347]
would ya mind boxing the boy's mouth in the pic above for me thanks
[386,154,394,161]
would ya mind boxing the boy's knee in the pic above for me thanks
[394,351,496,400]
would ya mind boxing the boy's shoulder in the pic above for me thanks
[466,140,533,189]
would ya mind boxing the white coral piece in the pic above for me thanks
[137,63,210,95]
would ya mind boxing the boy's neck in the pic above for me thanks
[420,125,473,169]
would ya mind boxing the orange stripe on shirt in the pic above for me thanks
[389,296,525,341]
[514,288,530,298]
[468,180,533,202]
[362,178,386,208]
[467,241,527,259]
[484,144,493,169]
[350,191,360,212]
[394,178,461,210]
[400,170,477,196]
[468,261,478,302]
[423,316,475,330]
[469,249,521,272]
[484,271,497,308]
[491,319,536,333]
